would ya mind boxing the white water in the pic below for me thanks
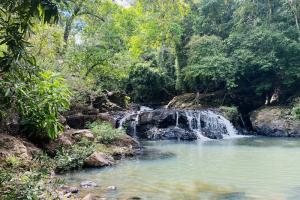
[118,109,239,140]
[183,110,238,140]
[175,111,179,127]
[140,106,153,111]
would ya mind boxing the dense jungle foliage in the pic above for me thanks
[0,0,300,139]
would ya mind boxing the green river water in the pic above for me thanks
[63,137,300,200]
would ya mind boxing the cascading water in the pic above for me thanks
[175,111,179,127]
[118,108,239,140]
[183,110,238,139]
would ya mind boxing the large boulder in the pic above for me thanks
[64,103,117,129]
[0,133,41,161]
[250,106,300,137]
[46,129,94,153]
[72,129,94,141]
[84,152,115,167]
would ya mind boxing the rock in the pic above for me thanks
[84,152,115,167]
[167,92,229,109]
[107,91,127,108]
[64,192,72,198]
[72,129,94,141]
[98,113,117,127]
[146,127,198,141]
[59,115,67,125]
[127,197,142,200]
[82,193,94,200]
[93,94,124,112]
[138,148,176,160]
[250,106,300,137]
[80,181,98,188]
[46,128,95,153]
[112,134,139,148]
[107,185,117,190]
[66,114,98,129]
[119,108,237,140]
[68,187,79,194]
[0,133,41,161]
[60,186,79,194]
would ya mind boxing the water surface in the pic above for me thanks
[64,137,300,200]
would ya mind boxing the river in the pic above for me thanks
[63,137,300,200]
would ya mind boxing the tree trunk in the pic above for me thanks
[63,4,82,50]
[159,33,166,69]
[175,53,182,92]
[267,0,272,22]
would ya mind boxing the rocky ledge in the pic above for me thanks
[119,109,238,140]
[250,106,300,137]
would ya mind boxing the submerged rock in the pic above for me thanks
[215,192,246,200]
[251,106,300,137]
[138,148,176,161]
[107,185,117,190]
[84,152,115,167]
[80,181,98,188]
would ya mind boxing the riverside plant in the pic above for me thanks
[87,121,124,144]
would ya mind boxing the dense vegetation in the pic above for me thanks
[0,1,299,199]
[1,0,300,136]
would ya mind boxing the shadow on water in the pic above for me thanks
[231,137,300,148]
[135,147,176,161]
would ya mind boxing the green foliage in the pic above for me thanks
[0,0,59,74]
[0,154,59,200]
[184,35,236,91]
[15,71,71,139]
[219,106,239,121]
[54,141,94,173]
[87,121,124,144]
[126,66,175,103]
[181,0,300,106]
[5,156,21,167]
[0,170,47,200]
[292,105,300,119]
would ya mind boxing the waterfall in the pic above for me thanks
[118,112,140,139]
[118,108,239,140]
[175,111,179,127]
[183,110,238,139]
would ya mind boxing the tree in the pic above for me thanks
[0,0,71,139]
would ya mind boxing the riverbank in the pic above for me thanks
[0,122,140,200]
[1,93,300,199]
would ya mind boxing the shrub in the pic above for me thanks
[15,71,72,139]
[54,141,94,173]
[0,155,58,200]
[87,121,124,144]
[292,105,300,120]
